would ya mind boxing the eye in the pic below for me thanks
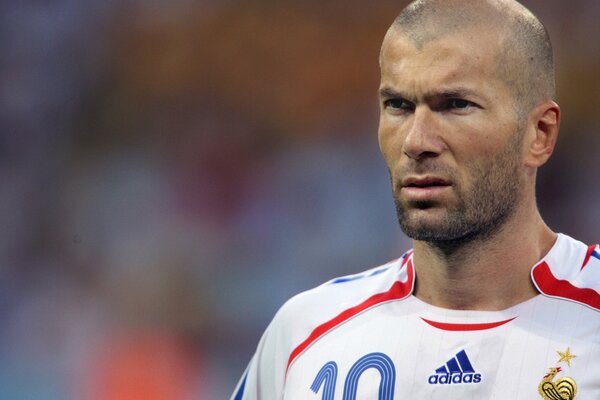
[384,98,414,112]
[448,98,472,109]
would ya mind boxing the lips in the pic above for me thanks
[401,176,451,188]
[400,176,452,202]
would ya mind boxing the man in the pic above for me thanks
[232,0,600,398]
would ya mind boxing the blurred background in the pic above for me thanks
[0,0,598,398]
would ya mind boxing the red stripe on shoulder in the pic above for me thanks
[420,317,516,331]
[532,261,600,311]
[402,250,414,267]
[582,244,598,271]
[285,259,414,376]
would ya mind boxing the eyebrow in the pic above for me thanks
[379,87,403,99]
[378,86,480,101]
[428,88,480,101]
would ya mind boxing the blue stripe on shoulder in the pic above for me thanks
[233,372,248,400]
[330,275,364,284]
[368,267,389,277]
[330,265,392,284]
[328,252,411,285]
[592,250,600,261]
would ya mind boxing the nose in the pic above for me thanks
[402,106,446,160]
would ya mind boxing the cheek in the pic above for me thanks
[459,141,518,187]
[377,128,391,165]
[452,125,510,163]
[378,119,403,165]
[377,134,391,165]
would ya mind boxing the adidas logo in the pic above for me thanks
[428,349,482,385]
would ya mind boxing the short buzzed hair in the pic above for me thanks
[390,0,555,119]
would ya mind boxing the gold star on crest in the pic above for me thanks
[557,347,576,367]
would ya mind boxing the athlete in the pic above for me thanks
[232,1,600,398]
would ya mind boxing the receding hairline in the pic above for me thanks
[383,0,556,114]
[391,1,532,38]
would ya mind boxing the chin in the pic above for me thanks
[398,213,450,240]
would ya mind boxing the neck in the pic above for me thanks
[411,206,556,311]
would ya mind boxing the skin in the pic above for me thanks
[378,24,560,310]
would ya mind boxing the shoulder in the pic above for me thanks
[531,233,600,312]
[276,251,414,329]
[263,252,414,368]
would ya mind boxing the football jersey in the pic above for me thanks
[232,233,600,399]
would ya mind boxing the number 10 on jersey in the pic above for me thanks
[310,352,396,400]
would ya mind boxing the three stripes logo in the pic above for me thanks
[428,349,482,385]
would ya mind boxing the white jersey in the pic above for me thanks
[232,233,600,399]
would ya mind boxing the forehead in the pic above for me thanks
[380,29,508,97]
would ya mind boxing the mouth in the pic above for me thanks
[400,176,452,202]
[402,176,451,188]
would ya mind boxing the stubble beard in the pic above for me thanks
[393,131,523,247]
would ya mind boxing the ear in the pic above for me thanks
[523,100,560,168]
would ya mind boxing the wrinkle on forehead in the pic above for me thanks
[379,29,515,116]
[382,0,555,114]
[380,29,497,79]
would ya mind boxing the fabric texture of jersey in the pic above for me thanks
[232,233,600,399]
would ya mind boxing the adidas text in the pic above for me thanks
[428,372,482,385]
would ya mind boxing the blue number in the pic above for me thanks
[343,352,396,400]
[310,361,338,400]
[311,353,396,399]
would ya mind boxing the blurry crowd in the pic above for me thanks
[0,1,598,398]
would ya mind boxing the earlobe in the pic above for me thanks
[524,100,560,168]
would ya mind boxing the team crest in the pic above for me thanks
[538,348,577,400]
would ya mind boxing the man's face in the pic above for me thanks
[378,28,525,243]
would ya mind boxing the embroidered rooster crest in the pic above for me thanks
[538,367,577,400]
